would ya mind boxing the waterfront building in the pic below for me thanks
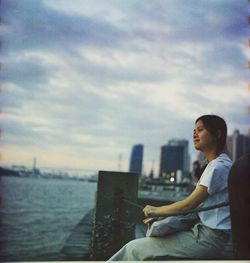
[159,144,184,178]
[129,144,144,175]
[159,139,190,180]
[227,130,250,161]
[168,139,190,172]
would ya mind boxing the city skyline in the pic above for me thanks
[0,1,249,175]
[3,128,249,177]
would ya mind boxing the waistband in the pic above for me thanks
[194,222,232,237]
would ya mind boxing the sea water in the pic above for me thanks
[0,175,97,261]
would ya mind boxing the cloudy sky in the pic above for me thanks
[0,0,249,175]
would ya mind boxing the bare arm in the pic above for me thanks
[143,184,209,217]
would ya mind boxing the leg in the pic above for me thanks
[109,223,233,261]
[109,228,198,261]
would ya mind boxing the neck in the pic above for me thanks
[204,150,220,162]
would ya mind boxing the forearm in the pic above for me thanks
[153,199,195,216]
[143,185,209,217]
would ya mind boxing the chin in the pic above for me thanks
[194,145,201,151]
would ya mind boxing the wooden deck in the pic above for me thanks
[60,209,94,260]
[60,209,148,260]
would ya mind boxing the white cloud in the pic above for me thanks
[43,0,126,24]
[1,0,249,175]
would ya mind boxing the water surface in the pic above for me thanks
[0,175,97,261]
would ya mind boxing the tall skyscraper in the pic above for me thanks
[168,139,190,172]
[159,139,190,178]
[159,144,184,177]
[129,144,144,175]
[227,130,250,161]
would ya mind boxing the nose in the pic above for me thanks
[193,129,198,139]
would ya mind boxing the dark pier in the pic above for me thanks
[60,209,95,260]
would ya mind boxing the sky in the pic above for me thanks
[0,0,249,175]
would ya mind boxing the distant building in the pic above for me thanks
[159,139,190,179]
[227,130,250,161]
[129,144,144,175]
[159,144,184,178]
[168,139,190,172]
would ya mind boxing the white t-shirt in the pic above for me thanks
[198,153,232,230]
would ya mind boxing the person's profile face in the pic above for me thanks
[193,120,216,152]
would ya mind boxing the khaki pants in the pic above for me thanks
[109,222,234,261]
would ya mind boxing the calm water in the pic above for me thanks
[0,175,97,261]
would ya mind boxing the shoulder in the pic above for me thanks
[199,154,232,194]
[207,153,232,172]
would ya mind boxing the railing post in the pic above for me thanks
[91,171,139,260]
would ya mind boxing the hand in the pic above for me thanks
[143,205,157,217]
[142,217,157,229]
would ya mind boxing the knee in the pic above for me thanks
[125,238,151,261]
[124,239,139,257]
[109,239,141,261]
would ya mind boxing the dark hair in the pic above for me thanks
[195,114,227,154]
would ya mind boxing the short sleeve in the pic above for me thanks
[199,162,228,195]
